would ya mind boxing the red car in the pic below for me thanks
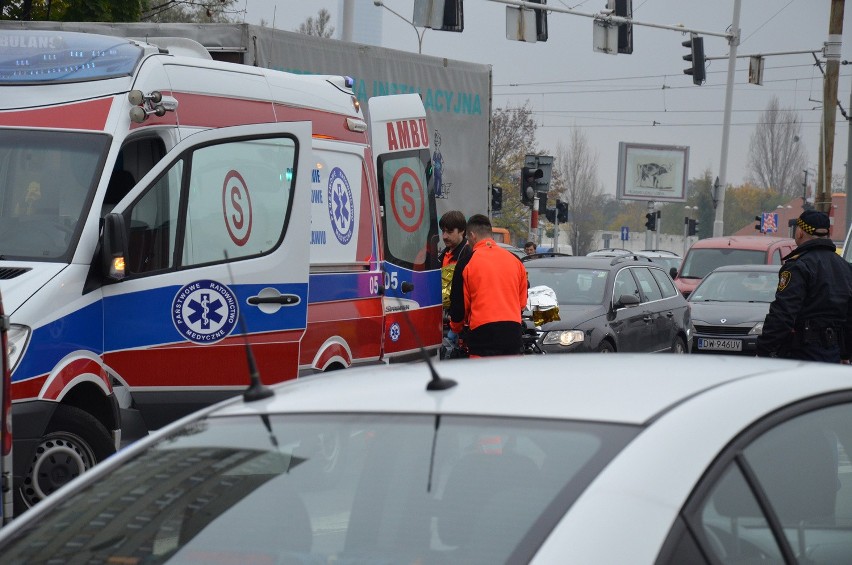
[674,236,795,297]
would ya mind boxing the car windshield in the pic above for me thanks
[0,129,109,261]
[645,256,681,272]
[526,267,609,305]
[689,270,779,303]
[1,413,637,564]
[680,248,766,279]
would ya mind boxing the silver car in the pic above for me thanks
[1,355,851,564]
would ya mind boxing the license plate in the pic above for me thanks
[698,338,742,351]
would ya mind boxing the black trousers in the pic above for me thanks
[466,321,523,357]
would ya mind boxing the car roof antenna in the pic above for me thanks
[223,251,273,402]
[393,294,456,391]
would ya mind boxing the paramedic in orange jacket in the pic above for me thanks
[448,214,528,357]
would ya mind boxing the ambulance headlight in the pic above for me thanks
[542,330,584,347]
[7,324,30,372]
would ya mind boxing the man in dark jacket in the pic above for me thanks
[756,210,852,363]
[437,211,472,353]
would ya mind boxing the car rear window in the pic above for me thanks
[680,249,766,279]
[1,414,637,564]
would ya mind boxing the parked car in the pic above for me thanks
[1,355,852,564]
[688,264,780,355]
[496,242,526,259]
[675,235,795,297]
[524,255,690,353]
[637,249,683,275]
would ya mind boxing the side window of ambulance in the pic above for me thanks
[377,150,437,271]
[770,249,782,265]
[183,137,296,266]
[126,162,182,274]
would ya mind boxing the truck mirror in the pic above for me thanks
[102,213,129,281]
[670,267,678,279]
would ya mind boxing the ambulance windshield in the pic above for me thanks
[0,30,143,84]
[0,129,109,261]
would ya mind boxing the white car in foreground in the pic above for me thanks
[0,355,850,564]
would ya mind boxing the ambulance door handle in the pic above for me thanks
[401,281,414,293]
[248,295,301,305]
[247,289,301,314]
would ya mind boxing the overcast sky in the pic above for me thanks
[235,0,852,197]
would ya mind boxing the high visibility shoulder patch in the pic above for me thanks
[778,271,792,292]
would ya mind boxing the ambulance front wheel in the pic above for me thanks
[18,405,115,510]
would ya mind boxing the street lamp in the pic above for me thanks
[373,0,427,54]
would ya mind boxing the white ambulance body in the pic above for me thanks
[0,30,440,513]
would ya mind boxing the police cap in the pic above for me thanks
[796,209,830,236]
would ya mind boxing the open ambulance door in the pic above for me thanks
[368,94,441,359]
[101,122,312,428]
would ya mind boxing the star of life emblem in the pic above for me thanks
[172,280,239,344]
[389,322,401,342]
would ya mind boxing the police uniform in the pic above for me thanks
[756,211,852,362]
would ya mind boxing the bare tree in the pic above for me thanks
[747,96,807,198]
[141,0,241,23]
[489,102,539,244]
[297,8,335,38]
[555,129,603,255]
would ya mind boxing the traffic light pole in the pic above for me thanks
[712,0,741,237]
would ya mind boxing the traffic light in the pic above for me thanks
[529,0,548,41]
[413,0,464,32]
[608,0,632,54]
[644,212,656,231]
[682,34,705,85]
[544,208,556,223]
[491,185,502,212]
[538,194,548,215]
[688,218,699,236]
[520,166,542,207]
[556,200,568,223]
[754,215,762,231]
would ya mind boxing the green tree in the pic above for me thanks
[489,102,539,246]
[296,8,334,37]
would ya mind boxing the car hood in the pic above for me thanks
[540,303,606,329]
[0,261,66,315]
[689,301,770,324]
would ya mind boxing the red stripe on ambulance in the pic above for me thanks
[0,98,111,130]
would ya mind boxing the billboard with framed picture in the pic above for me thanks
[616,142,689,202]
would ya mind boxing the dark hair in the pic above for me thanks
[439,210,466,232]
[466,213,492,238]
[524,241,536,249]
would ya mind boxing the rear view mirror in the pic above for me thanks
[101,213,128,281]
[670,267,678,279]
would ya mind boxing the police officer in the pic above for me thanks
[756,209,852,363]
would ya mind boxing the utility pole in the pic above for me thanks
[712,0,741,237]
[816,0,845,213]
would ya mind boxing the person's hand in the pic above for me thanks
[447,330,458,345]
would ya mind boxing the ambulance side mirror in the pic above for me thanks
[102,213,129,282]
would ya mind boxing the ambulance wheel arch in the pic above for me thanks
[310,337,354,373]
[17,402,115,511]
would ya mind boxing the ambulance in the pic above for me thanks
[0,30,440,513]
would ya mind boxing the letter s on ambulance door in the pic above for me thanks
[102,123,312,424]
